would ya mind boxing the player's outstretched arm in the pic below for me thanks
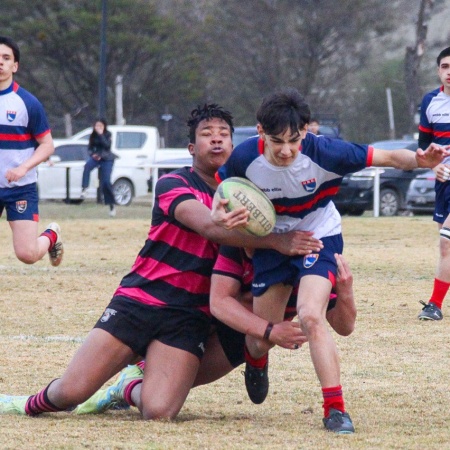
[326,254,356,336]
[210,274,307,350]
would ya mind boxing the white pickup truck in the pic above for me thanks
[69,125,190,163]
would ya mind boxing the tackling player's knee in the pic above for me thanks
[440,227,450,240]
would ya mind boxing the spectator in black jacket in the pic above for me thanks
[81,118,117,217]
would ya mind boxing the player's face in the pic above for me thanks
[258,125,306,167]
[189,118,233,173]
[438,56,450,95]
[0,44,18,89]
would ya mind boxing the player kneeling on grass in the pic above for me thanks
[74,249,356,424]
[212,87,450,434]
[0,103,321,423]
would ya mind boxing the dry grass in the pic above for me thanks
[0,201,449,449]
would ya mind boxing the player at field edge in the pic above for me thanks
[74,249,356,418]
[212,87,450,433]
[0,103,323,421]
[0,36,63,266]
[417,46,450,321]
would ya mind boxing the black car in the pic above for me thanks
[406,169,436,214]
[334,140,428,217]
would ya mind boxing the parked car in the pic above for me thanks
[406,169,436,214]
[334,140,427,217]
[37,141,149,205]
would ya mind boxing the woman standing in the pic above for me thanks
[81,119,117,217]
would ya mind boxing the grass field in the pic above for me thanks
[0,201,449,449]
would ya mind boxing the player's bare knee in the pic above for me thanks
[297,309,321,335]
[15,249,38,264]
[140,403,179,421]
[439,227,450,256]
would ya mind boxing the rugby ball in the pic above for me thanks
[216,177,276,237]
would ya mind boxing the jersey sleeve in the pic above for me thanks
[212,245,244,281]
[18,88,51,138]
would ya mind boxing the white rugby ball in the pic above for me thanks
[216,177,276,237]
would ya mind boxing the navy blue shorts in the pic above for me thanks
[433,182,450,224]
[94,296,211,360]
[251,234,344,297]
[0,183,39,221]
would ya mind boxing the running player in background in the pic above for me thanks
[0,36,63,266]
[417,46,450,321]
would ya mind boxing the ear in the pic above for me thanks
[256,123,264,138]
[188,143,195,156]
[12,62,18,74]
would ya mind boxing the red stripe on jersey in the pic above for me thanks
[274,186,339,214]
[151,222,217,259]
[0,133,33,141]
[418,124,433,133]
[213,253,243,277]
[133,256,211,294]
[34,129,51,139]
[13,81,19,92]
[434,130,450,138]
[366,145,374,167]
[114,286,211,315]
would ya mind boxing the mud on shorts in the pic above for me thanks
[251,234,344,297]
[0,183,39,221]
[94,296,211,360]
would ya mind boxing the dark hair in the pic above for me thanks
[256,88,310,136]
[89,118,108,146]
[0,36,20,63]
[437,47,450,66]
[187,103,234,143]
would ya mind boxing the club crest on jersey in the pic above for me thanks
[15,200,27,213]
[6,110,16,122]
[100,308,117,323]
[303,253,319,268]
[302,178,317,192]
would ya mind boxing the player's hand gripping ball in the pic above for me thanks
[216,177,276,237]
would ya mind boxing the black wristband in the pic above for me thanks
[263,322,274,340]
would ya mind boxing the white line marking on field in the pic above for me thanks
[3,335,85,343]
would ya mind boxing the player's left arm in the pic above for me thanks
[371,143,450,171]
[325,254,356,336]
[5,132,55,183]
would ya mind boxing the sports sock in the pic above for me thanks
[244,345,268,369]
[123,379,143,407]
[136,360,146,371]
[40,229,57,249]
[25,380,65,416]
[322,385,345,417]
[429,278,450,309]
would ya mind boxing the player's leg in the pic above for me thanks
[134,340,201,420]
[419,191,450,320]
[243,284,291,404]
[325,253,356,336]
[9,220,49,264]
[0,328,138,415]
[419,218,450,320]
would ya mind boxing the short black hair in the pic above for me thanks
[0,36,20,63]
[437,47,450,66]
[187,104,234,143]
[256,88,311,137]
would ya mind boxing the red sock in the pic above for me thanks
[429,278,450,309]
[40,229,57,249]
[244,346,268,369]
[322,385,345,417]
[123,379,143,407]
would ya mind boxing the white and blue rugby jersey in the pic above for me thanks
[216,134,373,239]
[0,81,51,188]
